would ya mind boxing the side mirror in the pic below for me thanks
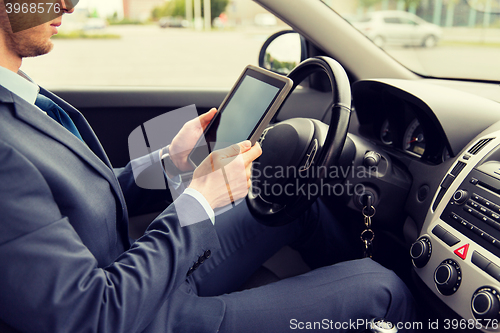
[258,30,307,75]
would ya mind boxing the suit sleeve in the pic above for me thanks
[113,155,173,217]
[0,140,221,333]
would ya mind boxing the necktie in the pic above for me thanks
[35,94,84,142]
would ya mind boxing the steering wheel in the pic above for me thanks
[246,56,352,226]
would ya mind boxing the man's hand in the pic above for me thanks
[188,141,262,209]
[169,108,217,172]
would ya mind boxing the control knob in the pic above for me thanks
[434,260,461,295]
[410,237,431,268]
[453,189,469,205]
[472,287,500,320]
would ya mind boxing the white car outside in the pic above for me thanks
[350,10,443,48]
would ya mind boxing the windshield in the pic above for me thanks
[19,1,289,88]
[322,0,500,81]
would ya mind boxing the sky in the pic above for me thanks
[76,0,124,17]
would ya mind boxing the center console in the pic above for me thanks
[413,135,500,331]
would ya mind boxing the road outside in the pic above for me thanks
[20,25,500,88]
[20,25,281,88]
[386,27,500,80]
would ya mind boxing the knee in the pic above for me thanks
[358,259,417,329]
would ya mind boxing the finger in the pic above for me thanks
[242,142,262,166]
[215,140,251,159]
[199,108,218,130]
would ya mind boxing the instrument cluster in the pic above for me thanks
[371,108,451,164]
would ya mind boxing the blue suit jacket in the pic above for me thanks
[0,85,224,332]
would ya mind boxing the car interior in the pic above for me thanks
[43,0,500,331]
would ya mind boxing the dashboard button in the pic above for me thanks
[472,226,485,237]
[472,193,486,204]
[441,232,460,247]
[454,244,469,260]
[468,200,479,209]
[464,206,474,216]
[472,193,481,201]
[432,225,447,239]
[450,213,461,222]
[486,263,500,282]
[432,225,460,247]
[472,251,491,271]
[490,212,500,220]
[492,203,500,214]
[484,217,500,232]
[460,219,469,228]
[440,174,455,189]
[482,233,495,244]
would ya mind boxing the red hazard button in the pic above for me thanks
[454,244,469,260]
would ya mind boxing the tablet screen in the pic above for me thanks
[189,68,288,167]
[209,75,279,151]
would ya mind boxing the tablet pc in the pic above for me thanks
[188,65,293,167]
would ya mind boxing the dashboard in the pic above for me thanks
[353,79,500,166]
[350,78,500,331]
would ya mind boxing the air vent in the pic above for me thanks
[468,138,494,155]
[450,161,466,176]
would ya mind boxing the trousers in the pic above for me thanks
[167,198,417,333]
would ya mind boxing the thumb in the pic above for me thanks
[214,140,251,159]
[242,142,262,165]
[199,108,217,129]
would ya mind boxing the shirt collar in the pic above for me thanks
[0,66,39,105]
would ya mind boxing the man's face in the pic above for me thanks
[0,1,65,58]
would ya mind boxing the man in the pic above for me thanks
[0,1,416,332]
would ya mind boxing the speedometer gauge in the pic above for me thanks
[403,119,426,157]
[380,119,393,145]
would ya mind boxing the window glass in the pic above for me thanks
[384,17,401,23]
[400,18,418,25]
[323,0,500,81]
[20,0,290,88]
